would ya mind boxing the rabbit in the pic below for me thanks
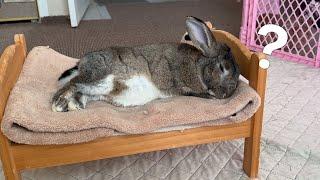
[51,16,240,112]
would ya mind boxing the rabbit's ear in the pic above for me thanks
[186,16,217,56]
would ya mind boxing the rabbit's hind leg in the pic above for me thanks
[52,75,89,112]
[71,93,109,110]
[73,75,116,108]
[52,86,91,112]
[52,73,115,112]
[67,92,88,111]
[51,83,78,112]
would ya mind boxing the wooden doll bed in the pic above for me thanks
[0,30,267,180]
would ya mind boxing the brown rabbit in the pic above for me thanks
[51,16,240,112]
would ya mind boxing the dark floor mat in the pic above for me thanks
[0,0,242,58]
[0,2,38,21]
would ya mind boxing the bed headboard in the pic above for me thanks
[0,34,26,122]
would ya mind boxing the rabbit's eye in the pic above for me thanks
[184,34,191,41]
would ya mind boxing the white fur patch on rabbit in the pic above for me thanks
[76,74,169,107]
[113,75,170,107]
[77,75,115,95]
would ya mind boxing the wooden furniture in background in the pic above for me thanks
[0,31,267,180]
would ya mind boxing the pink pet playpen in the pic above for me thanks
[240,0,320,67]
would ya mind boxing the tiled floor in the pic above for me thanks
[1,57,320,179]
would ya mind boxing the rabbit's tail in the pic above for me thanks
[58,65,79,85]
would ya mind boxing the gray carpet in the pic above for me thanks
[0,0,242,59]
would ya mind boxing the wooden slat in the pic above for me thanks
[0,35,26,122]
[14,34,27,57]
[12,120,251,170]
[0,34,27,180]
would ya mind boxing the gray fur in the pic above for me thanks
[52,16,240,112]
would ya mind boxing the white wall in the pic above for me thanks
[47,0,69,16]
[37,0,49,17]
[37,0,69,17]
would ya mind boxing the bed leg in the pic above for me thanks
[243,123,261,179]
[0,135,20,180]
[243,95,264,178]
[243,53,267,179]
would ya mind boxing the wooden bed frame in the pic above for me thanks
[0,32,267,180]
